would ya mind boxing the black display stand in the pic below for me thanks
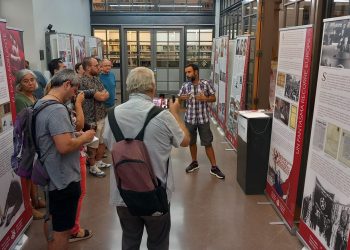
[237,112,272,195]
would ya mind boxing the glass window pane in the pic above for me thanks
[107,30,119,41]
[169,31,180,42]
[187,29,200,41]
[243,17,249,34]
[92,0,106,11]
[243,3,250,16]
[127,31,137,41]
[331,2,350,17]
[250,15,257,35]
[285,4,296,27]
[200,29,213,41]
[298,2,311,26]
[94,30,106,41]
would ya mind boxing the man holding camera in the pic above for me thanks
[80,57,111,177]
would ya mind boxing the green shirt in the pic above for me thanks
[15,92,35,113]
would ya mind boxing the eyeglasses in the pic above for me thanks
[22,78,36,85]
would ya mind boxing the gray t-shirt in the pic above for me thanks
[103,93,184,206]
[34,100,80,191]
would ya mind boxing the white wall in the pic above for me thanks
[0,0,91,71]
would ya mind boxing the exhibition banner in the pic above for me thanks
[299,16,350,250]
[265,25,313,228]
[226,36,251,149]
[0,21,32,250]
[56,33,73,69]
[216,36,229,129]
[211,38,219,119]
[72,35,86,65]
[87,36,98,57]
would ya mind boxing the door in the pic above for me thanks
[122,28,184,99]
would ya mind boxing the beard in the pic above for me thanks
[187,75,196,82]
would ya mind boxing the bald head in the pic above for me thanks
[101,59,112,74]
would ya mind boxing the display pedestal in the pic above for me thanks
[237,111,272,194]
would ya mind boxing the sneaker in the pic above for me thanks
[210,166,225,179]
[185,161,199,173]
[97,160,111,169]
[89,165,106,177]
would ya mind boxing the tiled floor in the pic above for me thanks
[22,123,303,250]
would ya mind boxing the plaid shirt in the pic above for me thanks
[178,79,215,125]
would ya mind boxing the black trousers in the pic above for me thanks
[116,206,171,250]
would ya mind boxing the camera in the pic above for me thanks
[79,89,95,99]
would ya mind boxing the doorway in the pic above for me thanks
[122,27,184,98]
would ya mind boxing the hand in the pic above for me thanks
[169,98,181,114]
[81,129,95,143]
[179,94,190,100]
[195,93,208,102]
[75,91,85,105]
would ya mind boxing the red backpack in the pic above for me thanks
[107,106,169,216]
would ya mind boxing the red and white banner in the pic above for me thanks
[226,36,251,149]
[216,36,229,130]
[0,21,32,250]
[266,25,313,228]
[299,16,350,250]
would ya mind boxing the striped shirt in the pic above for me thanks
[178,79,215,125]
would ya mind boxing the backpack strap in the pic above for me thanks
[32,100,61,159]
[135,106,163,141]
[108,108,125,142]
[108,106,163,142]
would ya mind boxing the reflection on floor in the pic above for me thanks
[22,122,302,250]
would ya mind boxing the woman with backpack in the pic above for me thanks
[14,69,45,220]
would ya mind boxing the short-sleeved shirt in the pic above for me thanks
[99,72,116,108]
[34,99,80,191]
[80,75,107,124]
[103,93,185,207]
[15,92,34,113]
[178,79,215,125]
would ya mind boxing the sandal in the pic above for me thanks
[69,229,93,243]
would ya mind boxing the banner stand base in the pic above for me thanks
[13,234,28,250]
[210,116,218,125]
[216,126,225,136]
[264,190,298,235]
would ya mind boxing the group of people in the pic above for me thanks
[14,59,225,249]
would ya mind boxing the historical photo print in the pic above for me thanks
[284,74,300,102]
[312,119,327,151]
[274,97,290,126]
[324,123,341,159]
[338,129,350,168]
[302,177,350,250]
[321,19,350,69]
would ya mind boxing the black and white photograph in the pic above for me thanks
[284,74,300,102]
[274,96,290,126]
[301,177,350,250]
[321,19,350,69]
[312,119,327,151]
[338,129,350,168]
[324,123,341,159]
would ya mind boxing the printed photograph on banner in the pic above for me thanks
[284,74,300,102]
[277,72,286,88]
[74,36,85,64]
[235,38,247,56]
[312,119,327,151]
[274,97,290,126]
[301,176,350,250]
[324,123,341,159]
[338,129,350,168]
[0,172,24,239]
[289,105,297,130]
[267,147,292,201]
[321,19,350,69]
[7,30,25,77]
[0,103,11,134]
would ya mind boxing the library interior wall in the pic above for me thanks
[0,0,91,72]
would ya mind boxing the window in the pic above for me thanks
[242,0,258,35]
[282,0,311,27]
[92,0,214,12]
[219,6,242,39]
[330,0,350,17]
[93,29,121,67]
[186,28,213,69]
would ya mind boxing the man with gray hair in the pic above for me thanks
[34,69,95,249]
[103,67,190,250]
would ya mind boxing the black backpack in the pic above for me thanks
[107,106,169,216]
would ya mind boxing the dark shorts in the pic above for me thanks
[185,122,213,146]
[49,181,81,232]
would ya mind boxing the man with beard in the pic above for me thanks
[80,57,111,177]
[178,64,225,179]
